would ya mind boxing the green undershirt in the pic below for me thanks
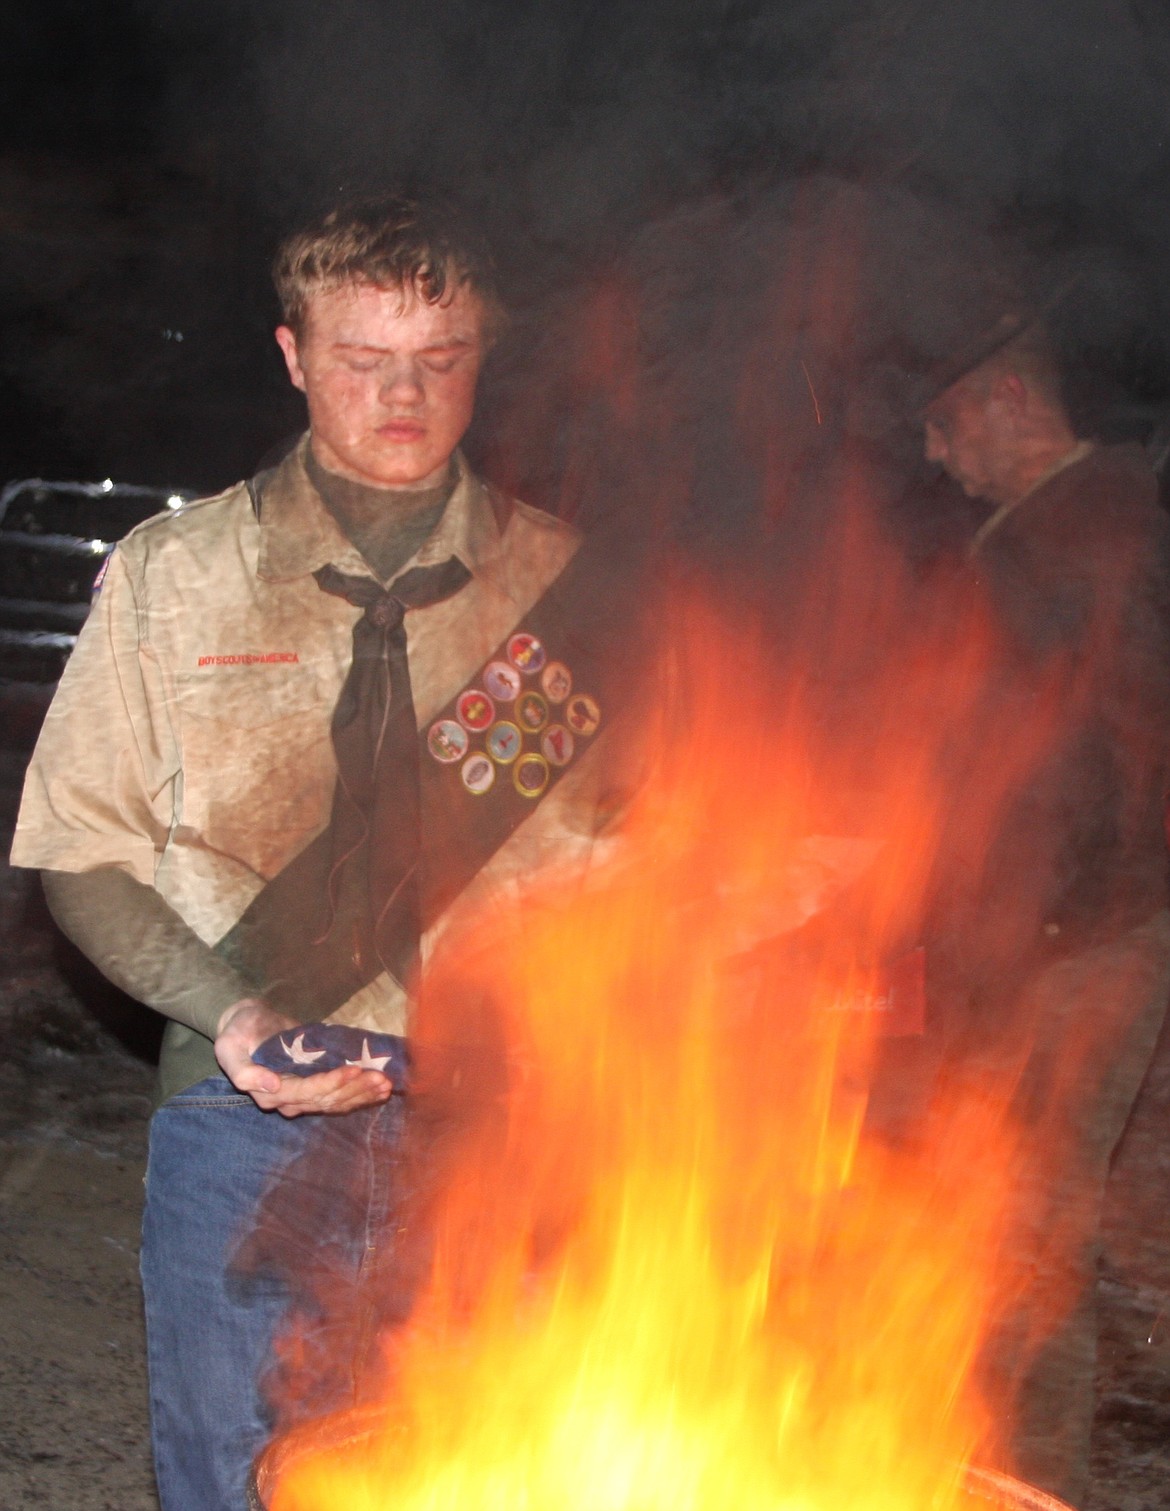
[304,449,455,582]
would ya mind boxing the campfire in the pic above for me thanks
[252,552,1074,1511]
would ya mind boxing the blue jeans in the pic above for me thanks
[141,1076,405,1511]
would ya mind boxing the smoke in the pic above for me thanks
[132,0,1170,236]
[5,0,1170,485]
[135,0,1170,489]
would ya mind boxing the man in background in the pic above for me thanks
[10,194,612,1510]
[919,307,1170,1505]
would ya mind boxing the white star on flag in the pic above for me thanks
[345,1038,393,1072]
[281,1032,327,1065]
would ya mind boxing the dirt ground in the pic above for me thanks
[0,1137,155,1510]
[2,752,1170,1510]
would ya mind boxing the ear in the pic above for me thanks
[275,326,307,394]
[993,372,1028,415]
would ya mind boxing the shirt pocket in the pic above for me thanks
[173,661,340,878]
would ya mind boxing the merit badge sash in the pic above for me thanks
[217,529,633,1023]
[417,538,626,928]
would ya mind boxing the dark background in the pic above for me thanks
[1,0,1169,517]
[3,14,1170,1505]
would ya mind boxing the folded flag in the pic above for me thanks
[252,1024,410,1085]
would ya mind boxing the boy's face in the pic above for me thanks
[276,277,487,490]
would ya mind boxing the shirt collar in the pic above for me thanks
[255,434,516,601]
[967,440,1098,558]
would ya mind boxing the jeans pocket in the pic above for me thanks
[159,1074,251,1109]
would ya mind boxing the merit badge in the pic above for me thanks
[541,723,575,767]
[565,692,601,737]
[486,720,523,764]
[513,752,550,799]
[428,718,469,764]
[456,688,495,732]
[541,660,572,703]
[516,690,549,734]
[507,632,546,674]
[483,660,522,702]
[461,753,496,795]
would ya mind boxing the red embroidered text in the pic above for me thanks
[197,652,301,667]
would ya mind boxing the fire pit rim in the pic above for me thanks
[247,1440,1075,1511]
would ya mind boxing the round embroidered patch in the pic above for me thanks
[461,753,496,795]
[513,752,550,799]
[565,692,601,737]
[485,720,523,765]
[516,690,549,734]
[541,723,575,767]
[507,632,546,674]
[540,660,572,703]
[427,718,469,764]
[483,660,522,702]
[456,689,495,732]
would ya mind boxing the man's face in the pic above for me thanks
[921,374,1006,503]
[275,279,487,490]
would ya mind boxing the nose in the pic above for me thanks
[379,358,425,407]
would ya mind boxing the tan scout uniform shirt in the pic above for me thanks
[13,439,608,1096]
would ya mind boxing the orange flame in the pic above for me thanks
[263,528,1067,1511]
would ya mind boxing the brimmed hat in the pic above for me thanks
[916,272,1082,411]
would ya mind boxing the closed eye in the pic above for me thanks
[420,348,471,374]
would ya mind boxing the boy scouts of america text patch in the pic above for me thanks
[426,630,601,801]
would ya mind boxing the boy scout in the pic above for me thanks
[11,193,611,1510]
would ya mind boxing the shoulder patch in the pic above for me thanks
[90,553,112,601]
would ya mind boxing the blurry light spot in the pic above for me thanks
[87,539,110,554]
[100,478,114,492]
[166,494,184,510]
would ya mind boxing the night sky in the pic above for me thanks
[2,0,1169,522]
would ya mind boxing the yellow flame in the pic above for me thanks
[268,584,1028,1511]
